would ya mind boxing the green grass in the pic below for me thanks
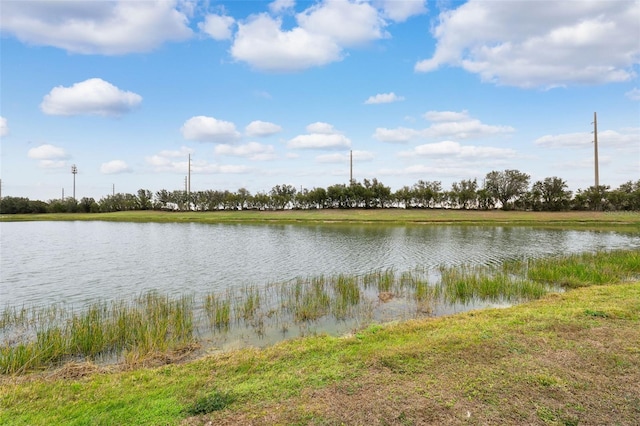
[1,276,638,425]
[3,250,638,375]
[2,209,639,230]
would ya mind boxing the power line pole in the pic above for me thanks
[71,164,78,199]
[593,112,599,188]
[188,153,191,196]
[349,150,353,185]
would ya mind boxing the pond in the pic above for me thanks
[2,221,638,309]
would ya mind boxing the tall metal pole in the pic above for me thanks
[188,153,191,196]
[71,164,77,199]
[593,112,599,188]
[349,150,353,185]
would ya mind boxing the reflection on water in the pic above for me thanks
[1,221,638,309]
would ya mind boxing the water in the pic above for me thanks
[2,221,638,309]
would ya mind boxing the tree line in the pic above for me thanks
[1,169,639,214]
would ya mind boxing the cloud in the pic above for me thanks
[376,0,427,22]
[214,142,276,161]
[245,120,283,137]
[534,128,640,149]
[306,121,337,134]
[0,117,7,137]
[0,0,193,55]
[626,88,640,101]
[181,116,241,142]
[373,127,420,143]
[146,148,252,174]
[269,0,295,14]
[316,150,374,163]
[288,122,351,150]
[27,144,68,160]
[399,141,517,159]
[230,0,387,71]
[40,78,142,116]
[375,111,514,142]
[415,1,640,88]
[364,92,405,104]
[423,110,470,122]
[199,14,235,40]
[288,133,351,150]
[27,144,69,168]
[100,160,131,174]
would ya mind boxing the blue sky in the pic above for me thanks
[1,0,638,201]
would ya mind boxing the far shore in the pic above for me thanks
[2,209,640,229]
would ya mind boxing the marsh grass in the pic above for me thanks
[2,250,637,374]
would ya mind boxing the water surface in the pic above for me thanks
[1,221,638,309]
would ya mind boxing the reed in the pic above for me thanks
[2,250,636,374]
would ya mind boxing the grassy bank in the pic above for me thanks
[1,251,639,425]
[2,209,640,230]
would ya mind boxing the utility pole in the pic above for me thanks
[112,184,115,196]
[349,150,353,185]
[71,164,77,199]
[188,153,191,196]
[593,112,599,188]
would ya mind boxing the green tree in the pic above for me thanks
[450,179,478,209]
[485,169,530,210]
[531,177,572,211]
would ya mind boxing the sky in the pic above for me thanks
[0,0,639,202]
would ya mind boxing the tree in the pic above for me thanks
[531,177,572,211]
[137,189,153,210]
[413,180,442,208]
[485,170,530,210]
[573,185,610,211]
[269,184,296,210]
[450,179,478,209]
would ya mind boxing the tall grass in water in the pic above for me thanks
[524,250,640,288]
[438,264,548,304]
[2,250,636,374]
[204,292,232,330]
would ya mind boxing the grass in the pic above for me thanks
[2,209,640,230]
[1,272,638,424]
[2,250,638,376]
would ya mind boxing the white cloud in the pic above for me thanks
[231,13,341,72]
[424,110,470,122]
[199,14,235,40]
[27,144,68,160]
[245,120,283,137]
[373,127,421,143]
[0,0,193,55]
[415,1,640,88]
[316,150,374,163]
[231,0,387,71]
[146,148,253,174]
[376,111,514,142]
[40,78,142,116]
[306,122,337,134]
[534,128,640,149]
[422,118,514,140]
[181,116,241,142]
[376,0,427,22]
[27,144,69,168]
[0,117,8,137]
[269,0,295,14]
[297,0,386,47]
[288,121,351,150]
[626,88,640,101]
[100,160,131,174]
[214,142,276,161]
[364,92,405,104]
[288,133,351,150]
[399,140,517,159]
